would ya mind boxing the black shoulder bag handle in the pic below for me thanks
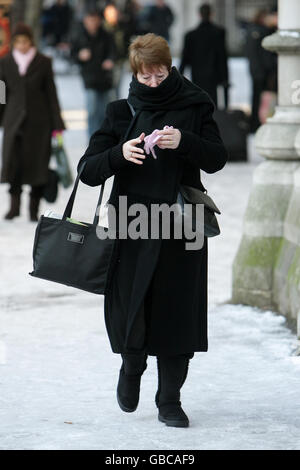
[62,160,104,226]
[29,102,143,296]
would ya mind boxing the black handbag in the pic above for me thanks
[29,103,141,295]
[42,168,59,203]
[29,161,117,295]
[178,184,221,238]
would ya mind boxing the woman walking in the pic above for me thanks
[77,33,228,427]
[0,23,65,221]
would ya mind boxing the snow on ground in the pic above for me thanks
[1,298,299,450]
[0,60,299,450]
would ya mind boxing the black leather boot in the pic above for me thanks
[4,193,21,220]
[29,195,41,222]
[117,351,147,413]
[155,354,192,428]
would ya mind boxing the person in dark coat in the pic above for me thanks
[122,0,140,45]
[0,23,66,221]
[71,8,115,139]
[245,9,278,133]
[147,0,174,41]
[179,3,228,109]
[77,33,228,428]
[48,0,73,46]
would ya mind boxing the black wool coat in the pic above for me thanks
[70,25,115,91]
[77,79,227,356]
[0,51,65,186]
[245,24,278,91]
[180,21,228,106]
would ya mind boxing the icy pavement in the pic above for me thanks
[0,63,300,450]
[1,296,299,450]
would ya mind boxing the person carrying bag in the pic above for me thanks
[29,102,139,293]
[29,160,116,295]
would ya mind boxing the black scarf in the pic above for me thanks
[117,67,215,205]
[127,66,214,111]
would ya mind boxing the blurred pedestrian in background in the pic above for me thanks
[103,2,128,99]
[71,8,115,139]
[122,0,141,42]
[0,23,65,222]
[179,3,228,109]
[245,8,278,133]
[146,0,174,41]
[263,8,278,92]
[42,0,73,47]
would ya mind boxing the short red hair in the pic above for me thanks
[129,33,172,75]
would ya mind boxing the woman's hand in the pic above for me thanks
[52,130,64,137]
[156,128,182,150]
[78,48,91,62]
[122,133,146,165]
[102,59,114,70]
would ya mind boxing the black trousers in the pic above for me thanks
[250,77,265,133]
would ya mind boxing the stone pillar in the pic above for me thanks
[232,0,300,335]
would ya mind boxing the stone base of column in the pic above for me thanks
[232,235,282,310]
[273,238,300,331]
[232,160,300,337]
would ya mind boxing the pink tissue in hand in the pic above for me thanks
[144,126,174,159]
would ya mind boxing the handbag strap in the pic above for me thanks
[63,159,87,218]
[62,159,109,225]
[127,101,136,117]
[93,178,106,225]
